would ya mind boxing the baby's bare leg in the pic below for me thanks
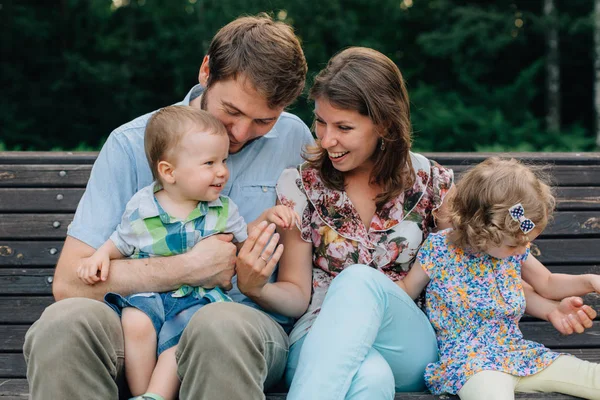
[122,307,158,395]
[145,346,180,400]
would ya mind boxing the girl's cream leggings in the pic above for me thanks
[458,355,600,400]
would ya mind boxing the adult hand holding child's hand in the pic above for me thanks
[183,233,237,291]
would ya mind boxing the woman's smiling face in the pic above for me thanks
[313,97,380,175]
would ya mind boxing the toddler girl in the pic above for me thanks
[397,157,600,399]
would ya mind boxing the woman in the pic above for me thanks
[234,47,596,399]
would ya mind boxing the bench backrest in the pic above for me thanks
[0,151,599,378]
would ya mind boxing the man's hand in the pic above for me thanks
[183,234,237,291]
[547,296,597,335]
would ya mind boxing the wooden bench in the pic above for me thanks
[0,151,598,399]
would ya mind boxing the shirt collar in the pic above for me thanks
[137,181,224,223]
[298,153,429,238]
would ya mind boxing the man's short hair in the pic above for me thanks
[206,13,307,109]
[145,105,226,181]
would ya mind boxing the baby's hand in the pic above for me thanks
[264,205,301,230]
[77,252,110,285]
[548,296,597,335]
[588,274,600,293]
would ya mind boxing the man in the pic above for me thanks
[24,14,313,400]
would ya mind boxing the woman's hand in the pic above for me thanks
[236,221,284,299]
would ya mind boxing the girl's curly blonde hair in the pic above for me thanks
[448,157,555,252]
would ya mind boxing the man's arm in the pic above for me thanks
[53,234,237,301]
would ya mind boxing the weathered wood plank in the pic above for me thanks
[1,163,597,188]
[0,297,54,324]
[0,326,29,351]
[0,379,29,398]
[0,238,598,268]
[0,242,61,267]
[450,165,600,186]
[0,189,83,212]
[425,152,600,165]
[0,152,97,165]
[0,270,54,295]
[532,238,600,264]
[0,187,597,213]
[0,355,26,378]
[0,165,91,188]
[1,211,597,240]
[521,320,600,348]
[0,215,72,239]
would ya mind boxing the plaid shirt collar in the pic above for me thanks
[137,181,224,223]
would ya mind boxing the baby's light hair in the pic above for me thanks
[144,105,227,182]
[448,157,555,251]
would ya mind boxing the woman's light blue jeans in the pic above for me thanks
[285,264,438,400]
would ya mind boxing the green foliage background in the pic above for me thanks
[1,0,597,151]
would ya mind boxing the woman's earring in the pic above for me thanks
[380,139,385,151]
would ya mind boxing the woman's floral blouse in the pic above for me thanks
[419,230,559,395]
[276,152,453,344]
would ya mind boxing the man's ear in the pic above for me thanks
[198,55,210,86]
[157,160,176,184]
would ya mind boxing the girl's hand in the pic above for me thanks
[77,252,110,285]
[548,296,597,335]
[236,221,284,299]
[588,274,600,293]
[264,205,301,230]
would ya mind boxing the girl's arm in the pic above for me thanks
[395,259,431,300]
[236,220,313,319]
[521,253,600,300]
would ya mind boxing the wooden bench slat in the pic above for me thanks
[424,152,600,165]
[2,187,597,213]
[449,165,600,186]
[0,326,29,351]
[533,239,600,264]
[0,297,54,324]
[0,242,61,267]
[1,164,598,188]
[0,165,92,188]
[0,189,83,212]
[2,211,598,240]
[2,239,599,267]
[0,215,71,239]
[0,270,54,295]
[1,151,598,165]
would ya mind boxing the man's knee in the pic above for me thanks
[181,302,265,350]
[24,298,122,362]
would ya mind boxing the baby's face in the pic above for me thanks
[170,131,230,202]
[485,227,542,260]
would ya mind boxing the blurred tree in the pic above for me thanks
[544,0,560,133]
[1,0,597,151]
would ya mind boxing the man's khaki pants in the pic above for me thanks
[23,298,288,400]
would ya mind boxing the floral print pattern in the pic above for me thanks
[419,230,560,395]
[276,152,453,344]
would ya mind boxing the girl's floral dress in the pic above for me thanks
[419,229,560,395]
[276,152,453,344]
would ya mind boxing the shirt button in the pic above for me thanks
[262,186,268,193]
